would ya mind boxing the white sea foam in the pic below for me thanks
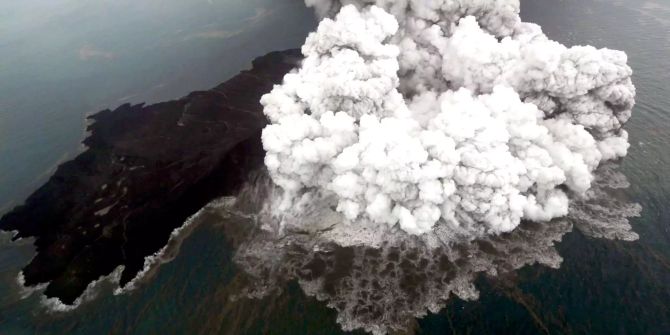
[114,197,236,295]
[40,266,124,313]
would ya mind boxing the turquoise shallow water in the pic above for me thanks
[1,0,670,334]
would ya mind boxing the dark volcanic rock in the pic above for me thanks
[0,49,301,304]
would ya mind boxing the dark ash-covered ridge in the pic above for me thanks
[0,49,301,304]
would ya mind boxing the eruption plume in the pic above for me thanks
[261,0,635,239]
[227,2,640,332]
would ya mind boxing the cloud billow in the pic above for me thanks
[261,1,635,240]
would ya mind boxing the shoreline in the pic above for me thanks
[0,49,302,305]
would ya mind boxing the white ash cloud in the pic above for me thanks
[261,1,635,237]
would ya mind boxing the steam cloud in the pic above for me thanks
[227,164,640,334]
[261,1,635,238]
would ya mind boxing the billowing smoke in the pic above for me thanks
[226,164,640,334]
[261,1,635,238]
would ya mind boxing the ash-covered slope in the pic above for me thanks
[0,49,301,304]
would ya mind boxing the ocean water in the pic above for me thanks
[1,0,670,334]
[0,0,317,213]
